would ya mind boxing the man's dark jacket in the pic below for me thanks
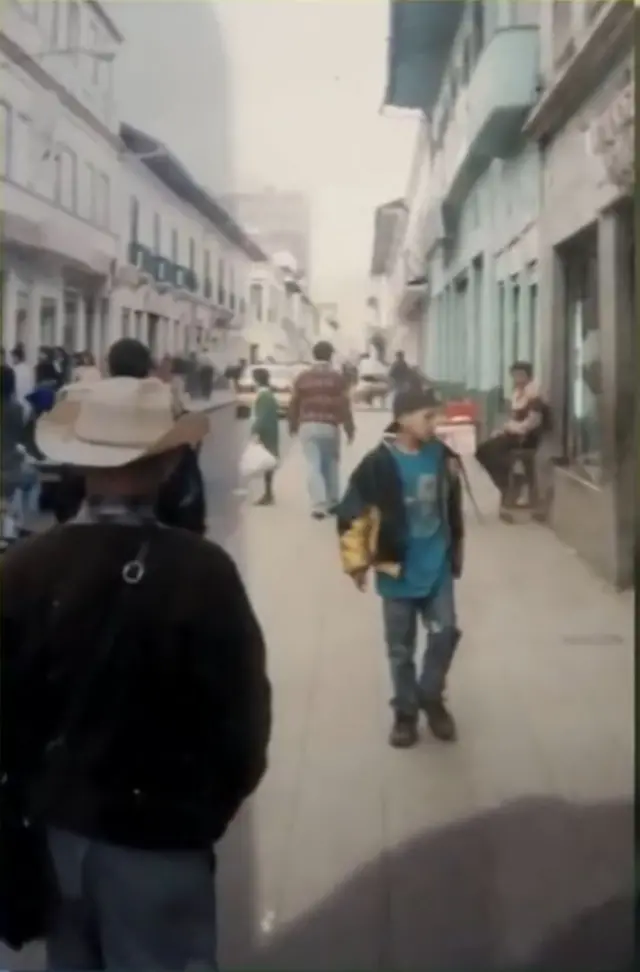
[53,446,206,534]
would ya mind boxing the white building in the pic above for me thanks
[1,0,299,369]
[113,123,266,365]
[1,0,123,359]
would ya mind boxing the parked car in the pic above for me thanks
[236,363,304,419]
[352,357,389,406]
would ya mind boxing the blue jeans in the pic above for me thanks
[299,422,340,514]
[46,828,218,971]
[4,463,40,530]
[381,575,461,717]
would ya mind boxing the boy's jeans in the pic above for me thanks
[299,422,340,514]
[381,575,461,717]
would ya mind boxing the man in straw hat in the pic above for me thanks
[53,338,207,533]
[1,376,272,970]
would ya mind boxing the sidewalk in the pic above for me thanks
[219,410,634,970]
[1,411,633,971]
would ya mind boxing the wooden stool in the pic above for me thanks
[500,448,540,523]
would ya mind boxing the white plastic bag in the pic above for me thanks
[240,441,278,480]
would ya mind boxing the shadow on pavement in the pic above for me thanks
[241,797,634,971]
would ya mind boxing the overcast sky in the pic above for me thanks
[112,0,417,330]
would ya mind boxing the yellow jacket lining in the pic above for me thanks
[338,506,402,578]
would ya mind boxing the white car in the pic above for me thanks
[236,363,304,418]
[353,357,389,405]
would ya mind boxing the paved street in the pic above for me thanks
[2,411,634,971]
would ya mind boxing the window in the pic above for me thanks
[461,40,471,86]
[171,229,179,262]
[189,237,196,271]
[129,196,139,243]
[56,147,77,211]
[153,213,161,252]
[228,265,235,310]
[67,2,80,59]
[13,113,30,186]
[203,248,210,280]
[250,283,263,321]
[97,173,109,228]
[0,102,12,178]
[528,281,538,364]
[217,258,225,302]
[472,1,484,59]
[84,161,95,220]
[561,228,602,482]
[89,25,100,83]
[552,0,573,68]
[497,281,506,391]
[511,276,520,360]
[50,0,60,47]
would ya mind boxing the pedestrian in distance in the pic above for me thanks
[288,340,355,520]
[335,388,464,748]
[251,367,279,506]
[0,375,272,970]
[52,338,207,535]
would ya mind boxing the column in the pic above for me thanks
[107,296,122,348]
[27,284,41,363]
[54,290,65,348]
[502,275,514,393]
[439,288,449,380]
[478,256,497,391]
[2,268,19,353]
[75,294,87,352]
[465,272,477,392]
[518,274,532,361]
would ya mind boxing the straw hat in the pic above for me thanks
[36,376,208,468]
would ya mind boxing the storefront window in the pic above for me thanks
[562,230,602,483]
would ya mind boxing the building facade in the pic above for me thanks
[1,0,123,359]
[113,123,264,365]
[525,0,634,587]
[382,0,634,587]
[1,1,304,368]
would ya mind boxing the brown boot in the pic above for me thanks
[389,714,419,749]
[423,699,457,742]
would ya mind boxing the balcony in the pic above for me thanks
[174,266,199,293]
[128,241,156,276]
[153,256,176,286]
[445,27,539,211]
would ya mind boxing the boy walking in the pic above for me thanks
[336,389,464,748]
[251,367,280,506]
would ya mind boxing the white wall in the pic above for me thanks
[119,158,251,310]
[3,0,120,132]
[1,58,120,238]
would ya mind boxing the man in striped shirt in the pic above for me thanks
[289,341,355,520]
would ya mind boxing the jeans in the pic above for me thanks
[299,422,340,514]
[2,463,40,532]
[381,575,461,717]
[46,828,217,971]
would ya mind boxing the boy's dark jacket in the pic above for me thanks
[336,437,464,581]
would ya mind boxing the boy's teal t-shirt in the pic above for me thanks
[376,440,450,601]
